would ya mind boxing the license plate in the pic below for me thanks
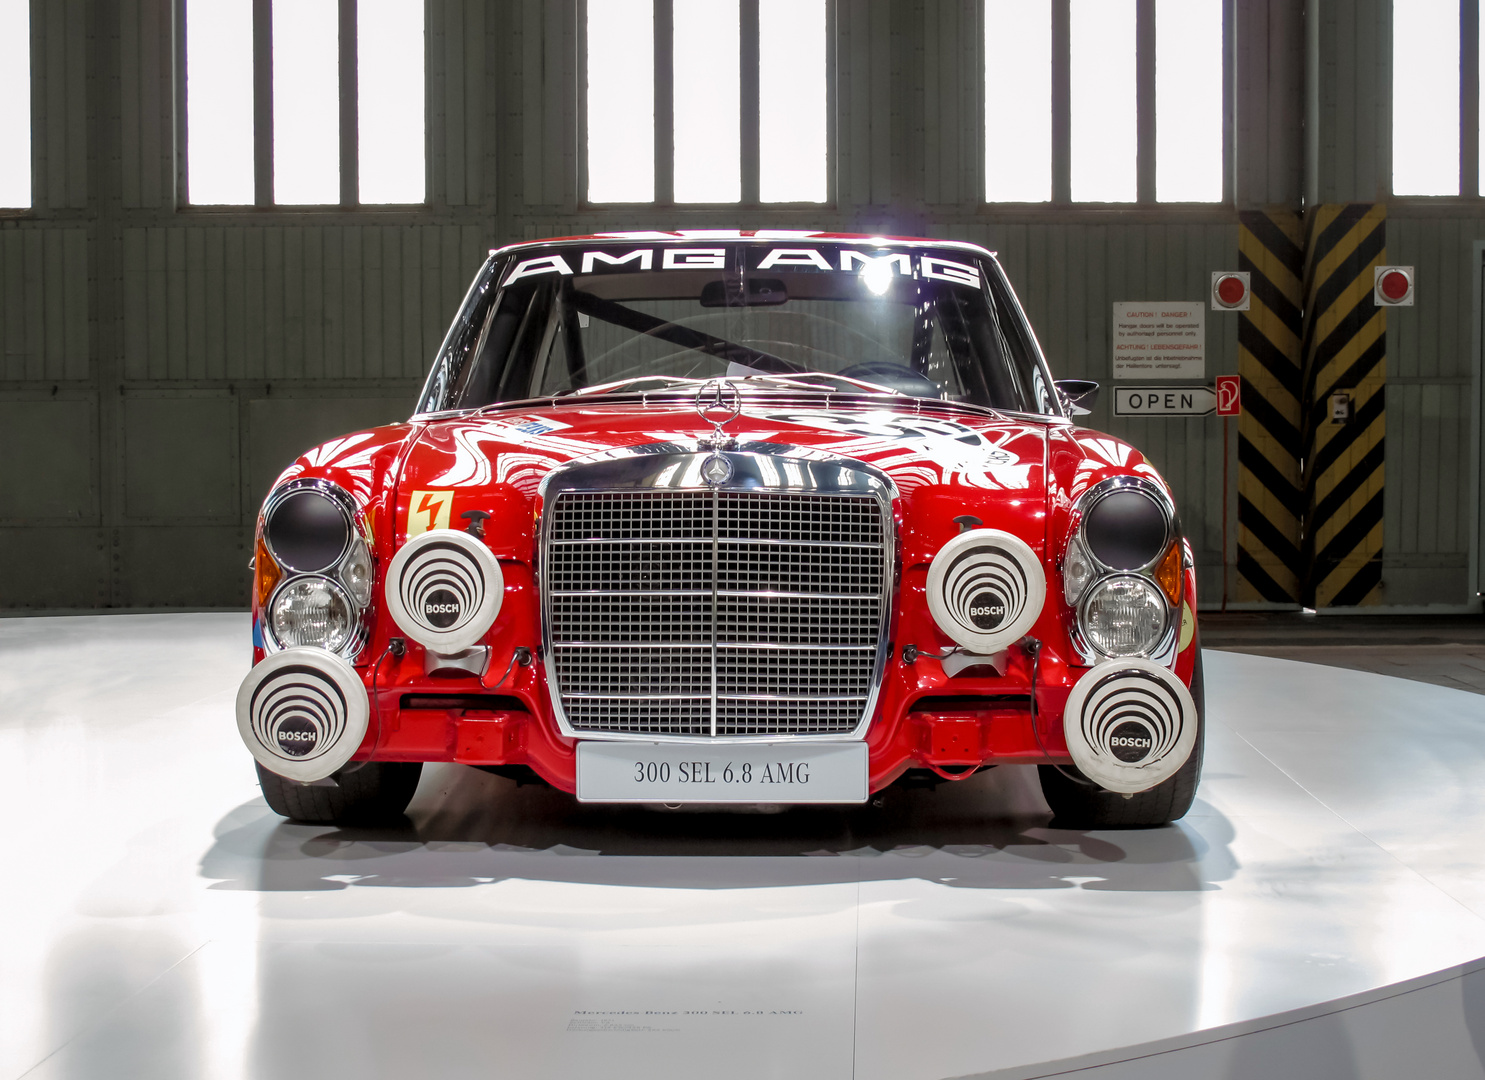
[576,741,868,804]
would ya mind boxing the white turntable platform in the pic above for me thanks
[4,613,1485,1080]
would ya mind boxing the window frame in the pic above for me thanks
[173,0,430,209]
[578,0,838,209]
[981,0,1234,207]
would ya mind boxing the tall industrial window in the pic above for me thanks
[272,0,340,205]
[1070,0,1136,202]
[759,0,827,203]
[586,0,829,205]
[1384,1,1485,198]
[587,0,654,202]
[985,0,1052,203]
[186,0,254,205]
[184,0,426,206]
[985,0,1225,204]
[359,0,425,203]
[1155,0,1222,202]
[673,0,740,203]
[0,0,31,209]
[1391,0,1459,195]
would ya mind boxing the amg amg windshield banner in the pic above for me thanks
[500,246,983,291]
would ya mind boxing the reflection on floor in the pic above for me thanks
[5,614,1485,1080]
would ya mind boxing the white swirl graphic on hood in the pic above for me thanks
[760,410,1033,493]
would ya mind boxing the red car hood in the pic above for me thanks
[394,399,1052,567]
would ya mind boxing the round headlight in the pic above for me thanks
[1079,575,1167,657]
[264,486,352,572]
[1083,487,1170,570]
[269,577,356,653]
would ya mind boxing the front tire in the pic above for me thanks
[255,761,423,825]
[1038,646,1205,828]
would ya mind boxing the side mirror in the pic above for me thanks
[1055,379,1100,416]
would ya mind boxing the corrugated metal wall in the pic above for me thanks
[1384,214,1481,606]
[0,0,1479,610]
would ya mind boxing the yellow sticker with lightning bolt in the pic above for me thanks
[407,490,453,536]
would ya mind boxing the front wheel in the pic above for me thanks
[255,761,423,825]
[1038,646,1205,828]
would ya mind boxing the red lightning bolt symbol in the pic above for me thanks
[417,492,444,528]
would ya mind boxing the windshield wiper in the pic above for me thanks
[735,372,905,397]
[551,371,906,402]
[563,375,705,397]
[567,290,801,375]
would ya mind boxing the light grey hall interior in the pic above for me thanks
[2,0,1482,613]
[5,2,1485,1079]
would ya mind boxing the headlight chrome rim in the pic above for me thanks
[265,574,361,656]
[1074,476,1176,574]
[1077,573,1170,659]
[262,479,358,574]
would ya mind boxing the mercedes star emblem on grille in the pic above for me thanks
[701,454,733,485]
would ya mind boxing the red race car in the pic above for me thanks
[237,233,1202,828]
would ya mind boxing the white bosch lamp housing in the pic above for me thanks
[384,529,504,653]
[236,648,371,782]
[926,529,1046,653]
[1062,658,1198,793]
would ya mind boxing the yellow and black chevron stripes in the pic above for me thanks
[1299,204,1386,607]
[1236,210,1306,605]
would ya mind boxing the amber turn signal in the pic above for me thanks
[255,535,282,608]
[1153,541,1183,607]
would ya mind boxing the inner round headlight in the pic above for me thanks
[1083,488,1170,570]
[269,577,355,653]
[264,486,352,572]
[1079,575,1167,657]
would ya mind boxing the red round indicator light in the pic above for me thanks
[1380,269,1410,302]
[1216,275,1247,306]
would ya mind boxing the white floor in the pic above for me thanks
[4,614,1485,1080]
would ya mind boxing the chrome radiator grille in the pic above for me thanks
[546,491,888,738]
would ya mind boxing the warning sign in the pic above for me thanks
[1112,302,1205,380]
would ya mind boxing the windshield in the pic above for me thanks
[417,240,1060,416]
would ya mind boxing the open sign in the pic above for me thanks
[1113,385,1217,417]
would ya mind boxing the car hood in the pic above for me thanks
[395,399,1053,566]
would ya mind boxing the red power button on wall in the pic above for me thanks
[1211,271,1250,311]
[1373,266,1414,306]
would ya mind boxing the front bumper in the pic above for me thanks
[243,562,1200,796]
